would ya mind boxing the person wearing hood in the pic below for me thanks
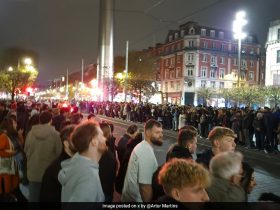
[24,111,62,202]
[58,121,107,202]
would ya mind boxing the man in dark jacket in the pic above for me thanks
[152,126,198,200]
[166,125,198,162]
[116,124,138,163]
[40,124,76,202]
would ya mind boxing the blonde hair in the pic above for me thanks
[158,158,211,196]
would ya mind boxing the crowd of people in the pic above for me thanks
[0,99,279,208]
[80,101,280,154]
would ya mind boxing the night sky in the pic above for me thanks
[0,0,279,85]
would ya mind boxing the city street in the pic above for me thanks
[97,115,280,202]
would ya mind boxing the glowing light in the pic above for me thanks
[23,58,33,66]
[115,73,124,80]
[8,66,13,72]
[90,79,98,87]
[62,103,68,108]
[233,11,247,40]
[26,87,33,93]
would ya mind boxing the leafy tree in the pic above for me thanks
[265,86,280,108]
[197,88,213,106]
[114,50,157,102]
[0,47,39,100]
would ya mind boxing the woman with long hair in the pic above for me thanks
[0,116,25,197]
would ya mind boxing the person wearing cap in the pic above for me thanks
[197,126,237,169]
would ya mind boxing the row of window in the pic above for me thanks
[185,53,255,67]
[164,68,182,79]
[163,74,255,92]
[164,56,182,67]
[164,81,181,92]
[200,81,225,88]
[168,28,225,42]
[164,53,256,67]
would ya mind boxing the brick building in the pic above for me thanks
[156,21,262,105]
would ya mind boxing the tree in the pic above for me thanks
[114,50,157,102]
[265,86,280,108]
[0,47,39,100]
[197,88,213,106]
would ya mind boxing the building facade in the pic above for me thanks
[265,19,280,86]
[157,21,262,106]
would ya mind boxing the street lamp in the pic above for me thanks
[23,57,33,66]
[233,11,247,88]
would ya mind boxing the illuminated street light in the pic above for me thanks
[8,66,13,72]
[23,57,33,66]
[233,11,247,88]
[115,73,124,80]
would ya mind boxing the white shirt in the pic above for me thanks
[121,140,158,202]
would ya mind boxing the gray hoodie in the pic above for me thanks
[58,153,105,202]
[24,123,62,182]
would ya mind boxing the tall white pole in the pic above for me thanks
[237,38,241,88]
[97,0,114,101]
[66,68,69,100]
[124,40,129,102]
[81,58,84,84]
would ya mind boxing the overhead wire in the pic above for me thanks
[115,0,227,48]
